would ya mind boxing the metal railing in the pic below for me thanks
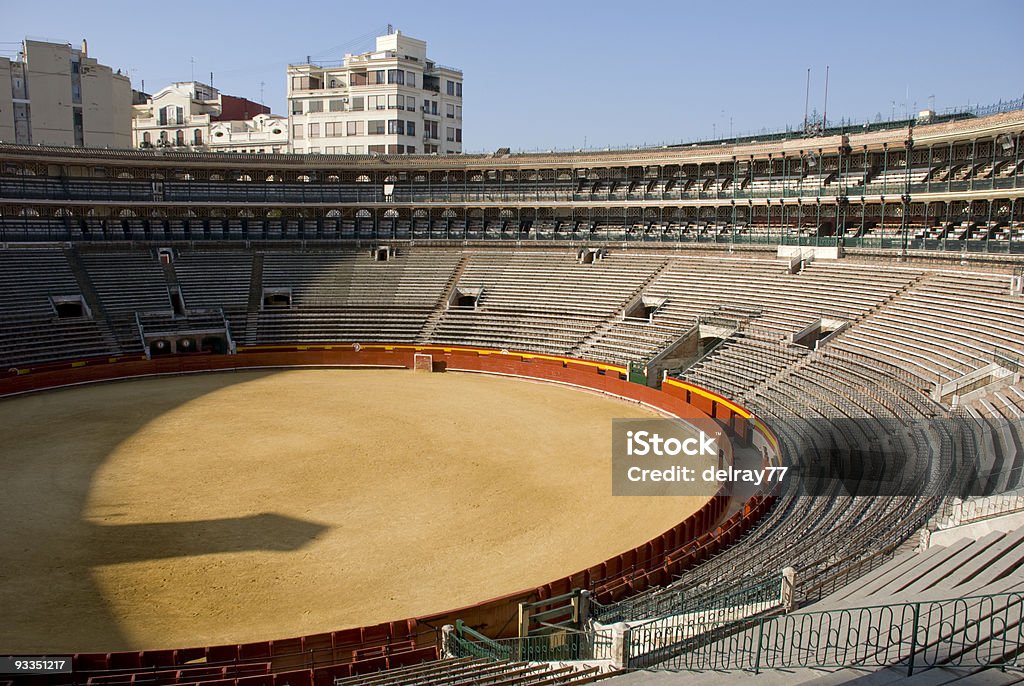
[592,573,783,625]
[934,488,1024,529]
[628,591,1024,675]
[452,622,598,663]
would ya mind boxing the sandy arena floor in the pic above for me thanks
[0,368,711,652]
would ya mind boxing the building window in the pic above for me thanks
[176,129,185,146]
[142,131,151,145]
[431,101,438,115]
[351,72,367,86]
[447,127,455,142]
[425,120,439,139]
[291,75,321,90]
[406,121,415,136]
[308,100,323,113]
[292,123,304,139]
[329,99,345,112]
[456,128,462,143]
[456,106,462,119]
[292,101,303,115]
[325,122,342,136]
[406,96,416,111]
[407,145,416,154]
[446,80,455,96]
[194,129,203,145]
[309,123,320,138]
[388,94,399,110]
[159,131,168,143]
[309,147,320,154]
[159,105,183,126]
[387,69,404,85]
[373,70,385,84]
[351,96,364,111]
[369,120,385,135]
[369,145,386,154]
[406,71,416,87]
[369,95,385,110]
[346,121,364,136]
[347,145,363,154]
[456,82,462,97]
[446,103,455,119]
[387,144,403,154]
[388,119,405,135]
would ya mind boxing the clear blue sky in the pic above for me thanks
[4,0,1022,152]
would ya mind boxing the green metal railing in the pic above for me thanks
[628,591,1024,675]
[453,621,595,662]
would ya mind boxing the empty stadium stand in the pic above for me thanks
[1,104,1023,683]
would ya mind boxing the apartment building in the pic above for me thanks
[287,30,462,155]
[132,81,287,153]
[0,38,132,147]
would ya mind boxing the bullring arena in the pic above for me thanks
[1,106,1024,685]
[0,367,711,652]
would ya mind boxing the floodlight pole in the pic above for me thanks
[900,125,914,261]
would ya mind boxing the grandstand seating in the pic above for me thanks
[2,244,1024,684]
[332,658,615,685]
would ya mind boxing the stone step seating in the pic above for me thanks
[643,257,917,338]
[332,657,614,686]
[451,252,662,315]
[252,309,431,345]
[138,310,227,336]
[968,389,1024,492]
[174,251,254,340]
[834,272,1024,386]
[577,319,682,365]
[647,350,949,609]
[683,332,808,400]
[812,527,1024,611]
[78,250,172,348]
[427,252,663,355]
[0,316,116,368]
[0,249,82,320]
[261,250,461,309]
[431,310,600,356]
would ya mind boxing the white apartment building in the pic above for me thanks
[209,113,289,154]
[132,81,288,153]
[287,30,462,155]
[0,39,132,147]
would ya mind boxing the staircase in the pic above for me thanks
[416,253,470,344]
[244,253,264,345]
[570,257,673,357]
[62,246,108,320]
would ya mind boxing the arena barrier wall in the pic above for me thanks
[0,345,781,684]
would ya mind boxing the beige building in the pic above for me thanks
[132,81,287,153]
[0,39,132,147]
[287,30,463,155]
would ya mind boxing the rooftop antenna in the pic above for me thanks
[387,23,394,35]
[190,56,196,82]
[210,71,214,88]
[822,65,829,132]
[259,80,265,104]
[803,68,811,134]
